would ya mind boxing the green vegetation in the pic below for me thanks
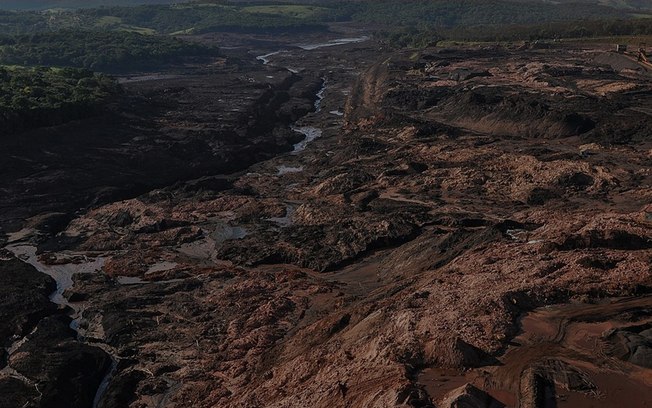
[444,17,652,43]
[349,0,635,28]
[0,30,220,72]
[0,65,119,135]
[0,0,178,10]
[1,0,649,39]
[380,16,652,47]
[75,4,334,35]
[241,5,329,19]
[0,2,348,36]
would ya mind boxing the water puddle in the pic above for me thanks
[267,204,296,227]
[116,276,185,285]
[210,223,248,244]
[277,165,304,175]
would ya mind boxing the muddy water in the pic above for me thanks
[291,126,323,154]
[5,244,104,306]
[277,165,304,175]
[295,36,369,51]
[419,296,652,407]
[256,50,285,65]
[2,239,120,407]
[267,203,297,227]
[258,39,352,155]
[290,78,326,154]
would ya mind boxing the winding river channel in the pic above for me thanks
[0,34,371,406]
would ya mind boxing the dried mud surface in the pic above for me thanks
[1,37,651,408]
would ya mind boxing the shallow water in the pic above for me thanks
[146,261,178,274]
[256,50,284,65]
[5,244,104,305]
[291,127,323,154]
[296,36,369,51]
[211,223,248,243]
[267,203,296,227]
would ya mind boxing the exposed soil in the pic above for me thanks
[1,33,651,408]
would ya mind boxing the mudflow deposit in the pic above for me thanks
[1,30,651,408]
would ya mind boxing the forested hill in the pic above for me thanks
[513,0,652,10]
[0,0,178,10]
[0,66,120,135]
[0,30,220,72]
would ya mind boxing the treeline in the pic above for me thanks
[1,0,650,37]
[446,17,652,42]
[77,4,333,34]
[378,17,652,48]
[0,5,332,36]
[349,0,634,28]
[0,30,220,72]
[0,0,177,10]
[0,66,120,135]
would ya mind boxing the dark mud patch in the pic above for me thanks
[419,296,652,408]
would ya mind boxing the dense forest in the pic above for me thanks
[0,3,339,35]
[445,17,652,42]
[2,0,649,36]
[0,0,178,10]
[0,30,220,72]
[76,4,335,34]
[379,16,652,47]
[0,66,119,135]
[349,0,633,27]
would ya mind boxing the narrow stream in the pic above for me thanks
[256,50,284,65]
[6,244,104,307]
[256,38,361,156]
[295,36,369,51]
[291,126,323,154]
[290,78,326,154]
[1,35,366,405]
[2,238,118,408]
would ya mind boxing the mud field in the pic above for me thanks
[1,31,651,408]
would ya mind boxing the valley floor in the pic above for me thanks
[1,31,651,408]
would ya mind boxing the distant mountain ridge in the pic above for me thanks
[4,0,652,11]
[0,0,180,10]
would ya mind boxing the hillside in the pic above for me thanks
[0,0,178,10]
